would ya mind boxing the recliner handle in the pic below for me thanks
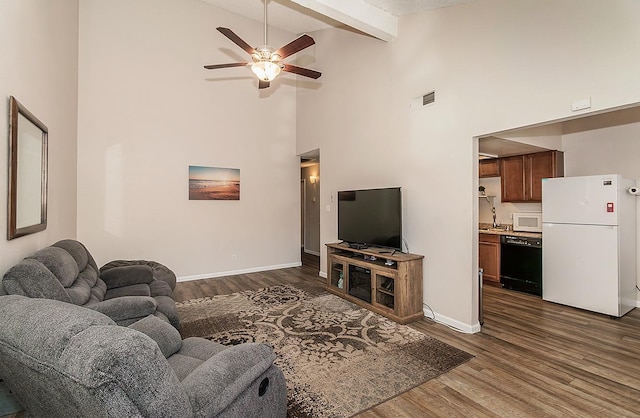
[258,378,269,397]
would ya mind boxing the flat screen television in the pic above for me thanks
[337,187,402,251]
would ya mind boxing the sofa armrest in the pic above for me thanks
[129,315,182,357]
[181,343,277,416]
[87,296,157,322]
[100,265,154,289]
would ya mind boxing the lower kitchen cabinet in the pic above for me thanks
[479,233,500,285]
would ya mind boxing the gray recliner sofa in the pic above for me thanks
[0,295,287,417]
[1,239,179,328]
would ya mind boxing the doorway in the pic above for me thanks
[476,103,640,327]
[300,150,320,272]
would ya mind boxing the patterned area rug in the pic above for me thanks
[176,283,472,417]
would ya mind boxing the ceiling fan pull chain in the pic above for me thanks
[263,0,268,46]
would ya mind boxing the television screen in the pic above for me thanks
[337,187,402,250]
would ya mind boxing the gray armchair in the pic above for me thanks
[0,295,287,417]
[1,239,179,328]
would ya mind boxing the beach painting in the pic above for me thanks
[189,165,240,200]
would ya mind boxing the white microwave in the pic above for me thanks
[512,212,542,232]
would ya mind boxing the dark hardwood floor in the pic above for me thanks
[174,256,640,417]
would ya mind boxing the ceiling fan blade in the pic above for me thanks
[216,27,256,55]
[274,34,315,59]
[204,62,249,70]
[258,80,270,89]
[283,64,321,79]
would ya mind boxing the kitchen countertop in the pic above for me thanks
[478,224,542,238]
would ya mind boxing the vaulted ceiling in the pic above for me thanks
[201,0,477,41]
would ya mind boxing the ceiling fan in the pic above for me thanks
[204,0,321,89]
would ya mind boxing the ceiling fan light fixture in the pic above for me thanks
[251,60,282,82]
[203,0,321,89]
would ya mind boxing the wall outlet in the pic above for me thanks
[231,254,237,261]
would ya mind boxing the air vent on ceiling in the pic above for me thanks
[410,90,436,111]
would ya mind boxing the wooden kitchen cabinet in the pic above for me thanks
[500,155,525,201]
[500,151,564,202]
[526,151,563,201]
[479,158,500,178]
[479,233,500,284]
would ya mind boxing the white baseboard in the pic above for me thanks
[177,262,302,282]
[423,306,482,334]
[319,271,327,278]
[303,248,320,257]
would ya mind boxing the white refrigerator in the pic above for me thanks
[542,174,636,317]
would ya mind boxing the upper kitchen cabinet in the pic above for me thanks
[479,158,500,178]
[501,151,564,202]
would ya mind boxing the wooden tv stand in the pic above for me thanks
[325,242,424,324]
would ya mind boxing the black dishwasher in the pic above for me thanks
[500,235,542,296]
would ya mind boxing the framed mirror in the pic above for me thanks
[7,96,48,240]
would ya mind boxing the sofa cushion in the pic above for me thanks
[154,295,180,329]
[178,338,228,361]
[149,280,173,298]
[167,338,227,381]
[65,273,94,305]
[0,296,114,362]
[59,325,190,416]
[129,315,182,358]
[90,279,107,303]
[101,260,177,290]
[28,247,79,288]
[2,259,71,303]
[52,239,99,275]
[66,267,102,305]
[105,284,151,300]
[86,296,158,323]
[100,265,154,290]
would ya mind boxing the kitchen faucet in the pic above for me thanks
[484,196,498,228]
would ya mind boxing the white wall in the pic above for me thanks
[77,0,301,278]
[563,111,640,178]
[0,0,79,275]
[295,24,398,255]
[298,0,640,331]
[499,124,564,151]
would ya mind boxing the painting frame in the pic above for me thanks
[189,165,240,201]
[7,96,48,240]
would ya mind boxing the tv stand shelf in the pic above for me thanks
[325,242,424,324]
